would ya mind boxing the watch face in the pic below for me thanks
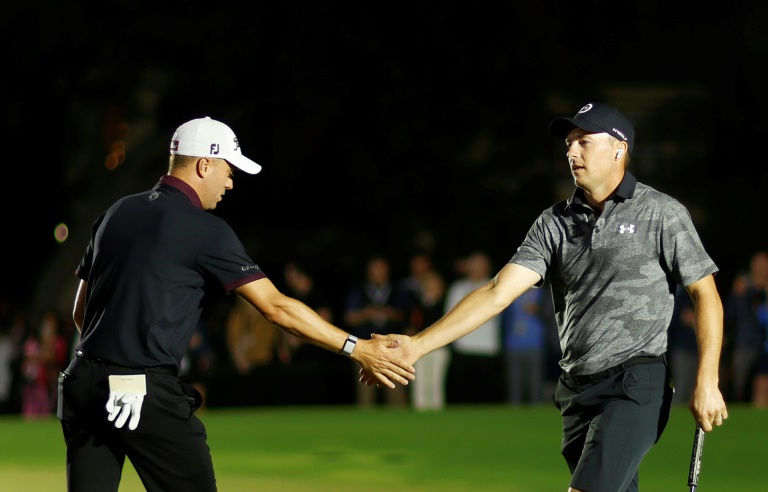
[343,337,356,355]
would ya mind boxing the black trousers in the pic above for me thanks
[554,358,673,492]
[58,355,216,492]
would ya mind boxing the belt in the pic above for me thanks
[75,350,178,376]
[564,354,665,386]
[75,350,107,363]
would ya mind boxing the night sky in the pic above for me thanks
[4,1,768,314]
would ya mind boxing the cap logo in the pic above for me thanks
[578,104,593,114]
[210,144,220,155]
[233,137,240,151]
[613,128,627,140]
[170,140,179,151]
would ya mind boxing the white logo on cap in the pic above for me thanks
[613,128,627,140]
[578,104,593,114]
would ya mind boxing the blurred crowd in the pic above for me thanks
[2,249,768,417]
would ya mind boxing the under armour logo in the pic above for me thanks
[619,224,635,234]
[210,143,220,155]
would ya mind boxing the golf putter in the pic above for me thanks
[687,426,705,491]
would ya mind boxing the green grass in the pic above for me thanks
[0,404,764,491]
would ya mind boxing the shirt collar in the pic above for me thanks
[566,171,637,209]
[155,175,203,210]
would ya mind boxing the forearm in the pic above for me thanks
[265,296,348,354]
[683,274,724,389]
[236,280,349,354]
[692,290,724,386]
[684,275,729,430]
[236,280,414,386]
[413,263,540,357]
[413,281,507,356]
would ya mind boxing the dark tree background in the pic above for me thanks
[3,1,768,313]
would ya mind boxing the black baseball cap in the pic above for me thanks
[548,102,634,153]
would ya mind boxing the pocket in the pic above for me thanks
[180,380,203,413]
[148,373,199,419]
[622,364,663,406]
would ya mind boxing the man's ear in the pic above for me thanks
[615,141,628,161]
[196,157,209,178]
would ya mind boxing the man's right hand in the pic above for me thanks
[358,333,420,387]
[350,335,417,389]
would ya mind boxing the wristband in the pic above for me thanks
[341,335,358,356]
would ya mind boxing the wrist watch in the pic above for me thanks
[342,335,358,356]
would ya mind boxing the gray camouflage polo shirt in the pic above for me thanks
[510,172,717,375]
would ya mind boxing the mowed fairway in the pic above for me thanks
[0,404,763,491]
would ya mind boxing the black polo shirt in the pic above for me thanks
[510,172,717,375]
[75,175,266,369]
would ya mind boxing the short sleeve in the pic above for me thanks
[509,212,554,286]
[659,199,718,286]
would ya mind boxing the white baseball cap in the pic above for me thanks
[169,116,262,174]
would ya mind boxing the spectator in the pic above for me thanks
[397,252,435,309]
[277,260,348,404]
[667,283,699,405]
[39,308,70,398]
[500,285,554,405]
[444,251,503,404]
[0,300,15,414]
[20,308,69,419]
[724,250,768,402]
[278,261,335,365]
[226,295,280,375]
[404,267,450,411]
[752,301,768,407]
[344,254,408,407]
[4,307,28,414]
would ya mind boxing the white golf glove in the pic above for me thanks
[106,375,147,431]
[106,392,144,430]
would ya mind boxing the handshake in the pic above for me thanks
[352,333,420,388]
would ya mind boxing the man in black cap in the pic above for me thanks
[366,102,728,491]
[58,116,416,492]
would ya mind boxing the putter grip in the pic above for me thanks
[687,427,705,489]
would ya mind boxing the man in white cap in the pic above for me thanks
[365,102,728,491]
[58,117,415,491]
